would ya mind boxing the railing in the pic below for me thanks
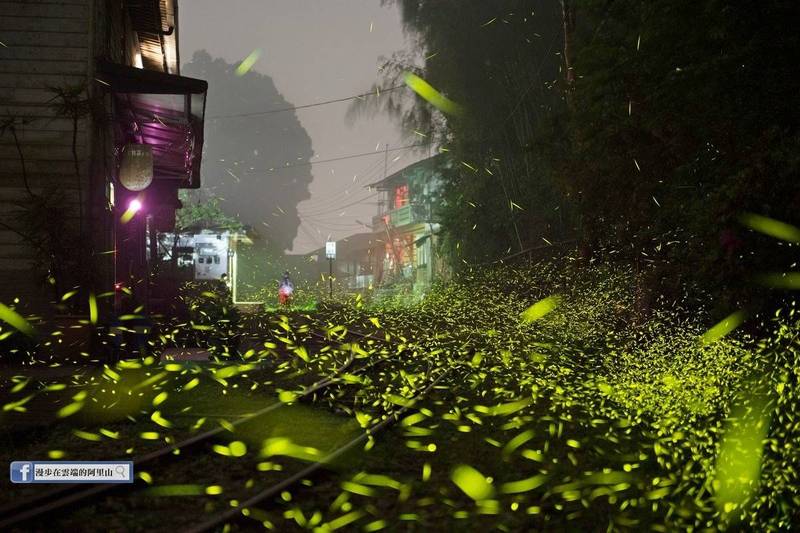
[348,274,374,289]
[373,204,423,228]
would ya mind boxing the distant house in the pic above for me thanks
[156,231,231,280]
[153,229,253,305]
[0,1,207,315]
[307,155,448,296]
[366,155,448,292]
[307,232,382,292]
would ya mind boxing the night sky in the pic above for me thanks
[179,0,422,253]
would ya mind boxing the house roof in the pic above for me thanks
[306,232,382,257]
[98,60,207,188]
[364,154,446,190]
[96,60,207,94]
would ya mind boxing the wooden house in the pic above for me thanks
[0,0,207,317]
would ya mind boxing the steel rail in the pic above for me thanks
[0,328,383,529]
[185,367,453,533]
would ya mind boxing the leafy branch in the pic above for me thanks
[0,116,34,198]
[176,190,244,233]
[45,82,92,240]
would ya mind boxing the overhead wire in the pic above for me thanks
[293,143,417,254]
[207,85,405,119]
[296,151,387,210]
[295,143,413,214]
[244,142,433,174]
[296,155,395,213]
[300,192,380,217]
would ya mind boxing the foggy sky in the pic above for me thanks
[179,0,421,253]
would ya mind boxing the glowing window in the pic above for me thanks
[394,184,409,208]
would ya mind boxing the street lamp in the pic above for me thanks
[325,240,336,299]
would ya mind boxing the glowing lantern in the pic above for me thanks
[119,144,153,191]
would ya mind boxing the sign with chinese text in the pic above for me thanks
[119,144,153,191]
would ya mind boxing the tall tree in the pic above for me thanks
[175,190,243,232]
[356,1,570,263]
[182,51,313,253]
[367,0,799,309]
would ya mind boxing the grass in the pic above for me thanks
[1,257,799,531]
[263,300,319,313]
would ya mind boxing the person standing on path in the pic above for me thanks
[278,271,294,306]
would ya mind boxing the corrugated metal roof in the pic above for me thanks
[98,60,206,188]
[364,154,447,190]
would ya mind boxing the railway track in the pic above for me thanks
[186,366,453,533]
[0,325,402,531]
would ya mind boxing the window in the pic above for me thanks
[394,184,409,208]
[417,239,429,266]
[214,256,220,264]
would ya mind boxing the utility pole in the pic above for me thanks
[561,0,576,103]
[384,218,402,276]
[383,143,389,179]
[380,148,403,276]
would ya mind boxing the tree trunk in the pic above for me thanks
[72,115,83,241]
[561,0,577,99]
[10,124,34,199]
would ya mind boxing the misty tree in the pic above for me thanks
[176,190,243,233]
[358,0,800,313]
[351,1,568,264]
[182,50,313,253]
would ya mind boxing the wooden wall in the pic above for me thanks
[0,0,92,310]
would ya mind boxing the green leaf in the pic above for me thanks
[714,391,771,518]
[500,474,549,494]
[88,292,98,324]
[142,485,205,496]
[150,411,172,428]
[229,441,247,457]
[739,213,800,243]
[701,311,745,344]
[520,296,561,323]
[451,464,495,500]
[57,401,84,418]
[404,72,463,116]
[0,303,35,337]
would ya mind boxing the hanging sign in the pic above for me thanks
[325,241,336,259]
[119,144,153,191]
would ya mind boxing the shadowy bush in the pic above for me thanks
[174,280,241,358]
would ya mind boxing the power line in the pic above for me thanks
[301,218,373,231]
[300,210,373,225]
[300,192,379,217]
[208,85,405,119]
[296,148,408,212]
[296,221,325,248]
[303,220,366,229]
[296,154,387,210]
[245,142,433,174]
